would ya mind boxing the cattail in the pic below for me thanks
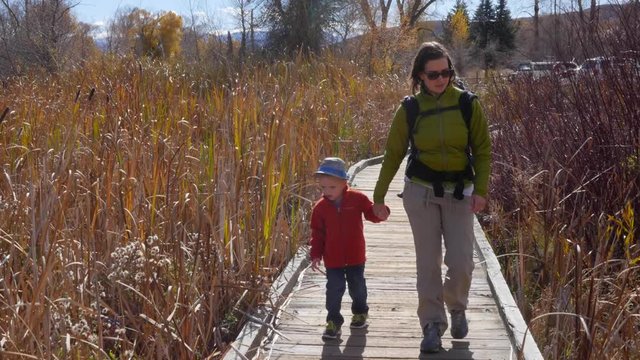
[0,107,9,125]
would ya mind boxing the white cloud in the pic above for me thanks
[89,20,108,40]
[92,30,109,40]
[219,6,241,18]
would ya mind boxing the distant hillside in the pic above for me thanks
[419,3,623,38]
[218,29,268,46]
[509,2,631,64]
[90,3,626,60]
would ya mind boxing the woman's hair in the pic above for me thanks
[410,41,454,93]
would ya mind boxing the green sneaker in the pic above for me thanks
[350,313,368,329]
[322,320,342,340]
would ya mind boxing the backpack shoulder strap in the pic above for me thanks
[459,90,478,177]
[401,95,419,133]
[458,90,477,130]
[401,95,419,157]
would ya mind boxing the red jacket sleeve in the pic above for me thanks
[360,192,388,223]
[309,203,325,260]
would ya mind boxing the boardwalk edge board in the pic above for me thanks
[347,155,385,186]
[473,220,544,360]
[223,247,310,360]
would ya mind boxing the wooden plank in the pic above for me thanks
[263,344,513,360]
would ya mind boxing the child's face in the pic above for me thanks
[317,175,347,201]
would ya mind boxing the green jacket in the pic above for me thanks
[373,85,491,203]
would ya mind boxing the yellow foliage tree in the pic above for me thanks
[443,0,472,75]
[108,8,182,59]
[157,12,183,58]
[450,8,470,47]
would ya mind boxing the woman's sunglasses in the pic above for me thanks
[425,69,455,80]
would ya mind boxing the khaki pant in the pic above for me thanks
[402,181,475,331]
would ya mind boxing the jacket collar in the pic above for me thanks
[322,185,349,204]
[417,84,459,104]
[419,82,455,99]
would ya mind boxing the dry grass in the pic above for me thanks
[0,55,403,358]
[483,5,640,356]
[1,5,638,358]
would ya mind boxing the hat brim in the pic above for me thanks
[315,169,348,180]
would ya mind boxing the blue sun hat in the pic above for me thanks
[315,157,348,180]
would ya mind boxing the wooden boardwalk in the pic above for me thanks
[225,159,542,360]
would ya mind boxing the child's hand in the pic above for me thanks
[373,203,390,221]
[310,258,322,272]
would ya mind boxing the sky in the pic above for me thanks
[72,0,536,35]
[73,0,237,32]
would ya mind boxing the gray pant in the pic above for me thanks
[402,181,475,331]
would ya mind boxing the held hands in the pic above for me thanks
[470,194,487,213]
[373,203,390,221]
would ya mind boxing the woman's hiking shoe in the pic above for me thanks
[450,310,468,339]
[420,323,441,354]
[322,321,342,340]
[350,314,368,328]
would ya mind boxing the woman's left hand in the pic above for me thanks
[470,195,487,213]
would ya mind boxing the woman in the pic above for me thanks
[371,41,491,354]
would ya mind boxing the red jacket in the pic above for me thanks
[309,187,385,268]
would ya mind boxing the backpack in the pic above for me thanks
[400,90,477,200]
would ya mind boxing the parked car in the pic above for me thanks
[553,61,580,78]
[511,61,579,80]
[511,61,549,80]
[582,57,614,73]
[581,56,638,76]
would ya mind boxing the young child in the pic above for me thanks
[309,157,388,340]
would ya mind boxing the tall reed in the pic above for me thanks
[484,3,639,357]
[0,54,403,358]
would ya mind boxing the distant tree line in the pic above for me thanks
[0,0,95,75]
[441,0,516,71]
[1,0,635,76]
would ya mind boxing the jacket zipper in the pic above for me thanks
[437,98,447,170]
[335,199,347,266]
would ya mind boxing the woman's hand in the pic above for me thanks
[470,195,487,213]
[373,203,390,221]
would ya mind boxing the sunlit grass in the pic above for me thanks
[3,13,637,358]
[0,55,403,358]
[485,54,639,358]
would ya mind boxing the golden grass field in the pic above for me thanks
[0,50,638,359]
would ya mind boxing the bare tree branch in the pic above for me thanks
[358,0,377,31]
[396,0,405,23]
[379,0,392,28]
[1,0,20,27]
[408,0,436,28]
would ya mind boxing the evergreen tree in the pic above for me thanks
[494,0,517,53]
[469,0,517,68]
[263,0,341,54]
[470,0,496,49]
[471,0,500,68]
